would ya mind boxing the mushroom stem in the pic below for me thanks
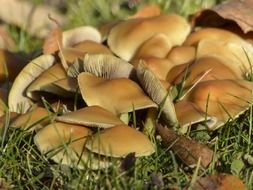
[119,113,129,125]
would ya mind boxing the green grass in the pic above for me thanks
[2,0,253,189]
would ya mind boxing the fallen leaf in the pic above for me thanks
[192,0,253,33]
[129,4,161,19]
[192,173,246,190]
[0,0,66,38]
[43,27,62,54]
[156,124,213,168]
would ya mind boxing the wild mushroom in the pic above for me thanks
[78,72,157,116]
[108,14,190,61]
[26,63,67,99]
[67,54,135,79]
[73,40,112,55]
[183,79,253,130]
[8,54,55,113]
[85,124,155,157]
[34,122,111,169]
[10,106,53,131]
[62,26,102,48]
[0,87,7,116]
[56,105,124,128]
[132,33,172,60]
[136,62,178,127]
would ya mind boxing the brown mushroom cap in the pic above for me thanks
[78,72,156,115]
[136,62,178,127]
[56,105,124,128]
[8,54,55,112]
[175,100,216,129]
[108,14,190,61]
[183,28,247,46]
[34,122,110,169]
[85,124,155,157]
[132,33,172,60]
[10,106,52,131]
[196,39,253,78]
[58,47,86,65]
[166,46,196,65]
[52,77,78,94]
[183,79,253,130]
[73,40,112,55]
[171,57,241,87]
[26,63,67,99]
[62,26,101,48]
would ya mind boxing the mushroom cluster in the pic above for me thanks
[1,12,253,169]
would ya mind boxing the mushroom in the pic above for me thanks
[136,62,178,127]
[108,14,190,61]
[78,72,157,116]
[85,124,155,157]
[26,63,67,99]
[62,26,102,48]
[0,87,7,116]
[10,106,53,131]
[183,79,253,130]
[73,40,112,55]
[132,33,172,60]
[8,54,55,113]
[166,46,196,65]
[67,54,135,79]
[34,122,111,169]
[56,105,124,128]
[52,77,78,94]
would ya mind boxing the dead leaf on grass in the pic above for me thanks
[43,27,62,54]
[192,0,253,34]
[192,173,246,190]
[156,124,213,168]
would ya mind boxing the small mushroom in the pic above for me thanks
[132,33,172,60]
[73,40,112,55]
[85,124,155,157]
[56,105,124,128]
[78,72,156,115]
[108,14,190,61]
[10,106,53,131]
[183,79,253,130]
[26,63,67,99]
[34,122,110,169]
[136,62,178,127]
[8,54,55,112]
[62,26,101,48]
[67,54,135,79]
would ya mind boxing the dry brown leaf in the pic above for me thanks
[192,0,253,34]
[129,4,161,19]
[192,173,246,190]
[43,27,62,54]
[156,124,213,168]
[0,0,66,38]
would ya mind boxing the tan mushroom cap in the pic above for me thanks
[183,28,247,46]
[52,77,78,94]
[78,72,156,115]
[183,79,253,130]
[34,122,111,169]
[10,106,52,131]
[0,112,19,130]
[67,54,135,79]
[62,26,102,48]
[175,100,216,129]
[196,39,253,78]
[85,124,155,157]
[73,40,112,55]
[8,54,55,113]
[136,62,178,127]
[26,63,67,99]
[132,58,174,81]
[58,47,86,65]
[108,14,190,61]
[56,105,124,128]
[171,57,241,87]
[132,33,172,60]
[166,46,196,65]
[98,20,121,42]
